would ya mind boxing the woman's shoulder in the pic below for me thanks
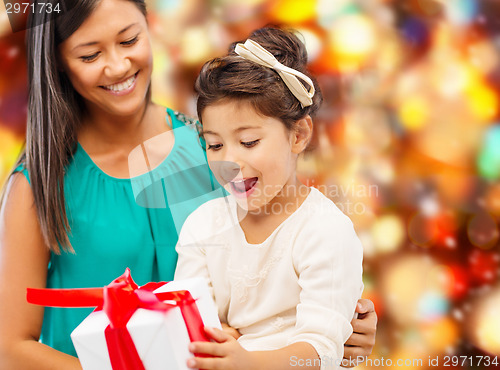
[13,162,30,185]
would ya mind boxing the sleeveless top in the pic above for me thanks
[15,108,225,356]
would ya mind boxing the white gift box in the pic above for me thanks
[71,277,221,370]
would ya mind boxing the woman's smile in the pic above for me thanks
[100,71,139,95]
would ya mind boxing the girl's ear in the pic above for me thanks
[291,115,313,154]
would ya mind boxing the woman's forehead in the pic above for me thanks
[62,0,146,47]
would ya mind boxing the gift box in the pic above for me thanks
[27,269,221,370]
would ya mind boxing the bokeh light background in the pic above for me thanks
[1,0,500,368]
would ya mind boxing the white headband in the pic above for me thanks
[234,39,315,108]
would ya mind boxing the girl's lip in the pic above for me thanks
[100,71,139,96]
[230,178,258,199]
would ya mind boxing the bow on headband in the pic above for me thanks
[234,39,315,108]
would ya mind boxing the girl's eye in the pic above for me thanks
[121,36,139,46]
[207,143,223,151]
[80,52,100,62]
[241,139,259,148]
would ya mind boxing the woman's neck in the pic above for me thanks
[78,101,160,152]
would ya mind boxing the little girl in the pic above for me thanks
[174,27,363,370]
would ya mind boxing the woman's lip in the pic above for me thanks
[100,71,139,96]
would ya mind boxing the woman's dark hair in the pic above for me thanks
[195,26,323,131]
[2,0,148,253]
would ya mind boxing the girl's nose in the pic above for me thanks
[213,160,241,184]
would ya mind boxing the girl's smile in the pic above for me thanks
[229,177,259,198]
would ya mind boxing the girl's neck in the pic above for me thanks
[237,179,310,244]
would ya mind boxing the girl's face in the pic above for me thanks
[202,100,303,213]
[59,0,152,118]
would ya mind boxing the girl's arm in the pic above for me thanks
[0,174,82,369]
[188,326,320,370]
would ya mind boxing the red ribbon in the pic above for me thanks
[27,268,210,370]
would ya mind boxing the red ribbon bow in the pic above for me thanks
[27,268,210,370]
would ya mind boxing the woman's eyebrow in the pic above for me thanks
[72,23,139,51]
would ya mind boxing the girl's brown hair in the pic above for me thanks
[1,0,149,253]
[195,26,323,130]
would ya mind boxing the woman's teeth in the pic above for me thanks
[104,74,136,92]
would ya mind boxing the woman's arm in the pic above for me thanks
[0,174,82,369]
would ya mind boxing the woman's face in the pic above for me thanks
[59,0,152,118]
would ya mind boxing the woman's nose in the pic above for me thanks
[104,49,131,80]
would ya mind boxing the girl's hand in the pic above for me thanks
[187,327,255,370]
[342,299,378,368]
[221,323,241,340]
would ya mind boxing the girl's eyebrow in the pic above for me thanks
[199,129,218,136]
[200,126,260,137]
[72,23,139,51]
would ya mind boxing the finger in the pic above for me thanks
[204,326,232,343]
[344,332,374,348]
[187,356,225,370]
[355,298,375,314]
[343,347,369,363]
[189,341,227,357]
[351,314,377,335]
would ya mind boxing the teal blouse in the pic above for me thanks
[15,108,224,356]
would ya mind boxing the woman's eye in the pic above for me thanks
[241,139,259,148]
[207,143,223,151]
[121,36,139,46]
[80,52,100,62]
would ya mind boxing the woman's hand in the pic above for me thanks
[187,326,255,370]
[342,299,378,368]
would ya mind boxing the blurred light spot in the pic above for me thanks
[422,317,459,353]
[444,0,478,26]
[294,28,322,63]
[466,82,498,122]
[417,291,449,322]
[477,125,500,180]
[485,183,500,215]
[398,96,429,131]
[328,14,377,71]
[408,212,435,247]
[468,249,500,285]
[381,255,446,325]
[371,214,405,254]
[268,0,316,23]
[469,287,500,355]
[180,27,214,65]
[467,212,499,249]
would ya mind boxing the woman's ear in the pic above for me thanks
[291,115,313,154]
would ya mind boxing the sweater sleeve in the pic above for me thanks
[288,211,364,370]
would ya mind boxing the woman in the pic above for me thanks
[0,0,376,368]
